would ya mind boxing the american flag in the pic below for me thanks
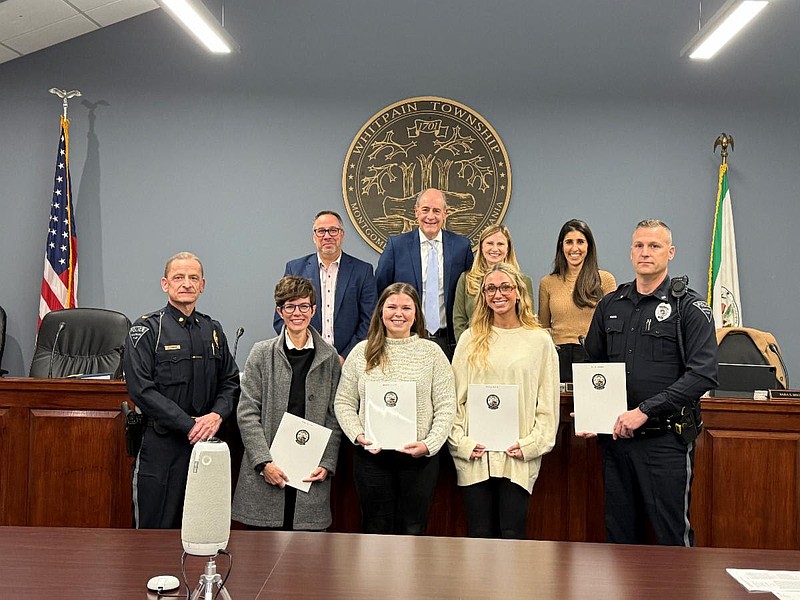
[39,115,78,324]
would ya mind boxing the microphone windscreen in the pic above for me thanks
[181,440,231,556]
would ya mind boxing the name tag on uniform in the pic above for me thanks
[164,344,181,351]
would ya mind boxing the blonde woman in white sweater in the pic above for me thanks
[335,282,455,535]
[449,263,559,539]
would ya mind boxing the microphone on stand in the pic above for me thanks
[232,327,244,362]
[48,321,67,378]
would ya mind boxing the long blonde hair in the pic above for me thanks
[464,224,521,296]
[468,263,539,371]
[365,283,427,372]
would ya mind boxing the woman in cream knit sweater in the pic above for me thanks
[335,282,455,535]
[449,263,559,539]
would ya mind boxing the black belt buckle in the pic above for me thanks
[634,420,668,438]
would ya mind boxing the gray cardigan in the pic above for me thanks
[231,327,342,529]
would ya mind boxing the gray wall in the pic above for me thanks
[1,2,798,380]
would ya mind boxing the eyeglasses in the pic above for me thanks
[313,227,342,238]
[483,283,517,295]
[280,303,313,314]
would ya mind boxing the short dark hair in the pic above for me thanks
[274,276,316,307]
[313,211,344,227]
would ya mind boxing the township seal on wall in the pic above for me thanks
[342,96,512,252]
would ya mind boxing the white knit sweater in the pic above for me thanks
[334,335,456,455]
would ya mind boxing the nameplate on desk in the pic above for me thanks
[66,373,113,380]
[769,389,800,400]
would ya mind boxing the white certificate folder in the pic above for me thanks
[365,381,416,450]
[270,412,332,493]
[572,363,628,435]
[467,384,519,451]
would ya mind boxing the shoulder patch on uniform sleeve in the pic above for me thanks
[692,300,713,323]
[128,325,150,348]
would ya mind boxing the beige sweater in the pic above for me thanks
[334,335,456,456]
[448,326,560,493]
[537,270,616,345]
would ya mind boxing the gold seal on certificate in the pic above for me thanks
[467,384,519,451]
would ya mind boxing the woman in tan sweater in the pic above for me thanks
[538,219,616,383]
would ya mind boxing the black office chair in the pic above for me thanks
[0,305,7,376]
[30,308,131,379]
[716,327,788,389]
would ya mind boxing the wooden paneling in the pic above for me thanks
[694,396,800,549]
[4,378,800,550]
[0,378,132,527]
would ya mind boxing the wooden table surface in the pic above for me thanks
[2,526,799,599]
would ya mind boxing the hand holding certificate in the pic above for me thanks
[270,412,333,493]
[572,363,627,435]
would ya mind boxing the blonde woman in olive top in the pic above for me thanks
[538,219,616,382]
[335,282,455,535]
[453,224,534,342]
[449,263,559,539]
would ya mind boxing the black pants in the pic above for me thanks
[353,449,440,535]
[556,343,587,383]
[602,433,696,546]
[133,427,192,529]
[462,477,530,539]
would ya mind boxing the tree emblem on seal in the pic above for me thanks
[343,97,512,252]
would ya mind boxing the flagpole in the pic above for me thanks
[39,88,82,323]
[707,132,742,328]
[48,88,82,120]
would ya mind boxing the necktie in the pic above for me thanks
[425,240,440,334]
[187,319,206,414]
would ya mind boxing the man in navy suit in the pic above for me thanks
[274,210,377,361]
[375,188,474,359]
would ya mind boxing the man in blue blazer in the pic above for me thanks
[375,188,474,359]
[274,211,377,360]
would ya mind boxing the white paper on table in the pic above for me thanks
[572,363,627,434]
[270,412,332,493]
[467,384,520,451]
[727,568,800,596]
[364,381,416,450]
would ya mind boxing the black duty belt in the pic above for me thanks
[633,418,669,438]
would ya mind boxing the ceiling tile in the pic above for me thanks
[4,14,97,55]
[0,43,22,65]
[70,0,124,10]
[87,0,158,28]
[0,0,77,40]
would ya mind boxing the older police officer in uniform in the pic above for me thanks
[583,220,717,546]
[124,252,240,529]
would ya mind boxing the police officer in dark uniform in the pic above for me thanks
[583,220,717,546]
[124,252,240,529]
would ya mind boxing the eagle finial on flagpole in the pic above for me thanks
[713,133,734,164]
[48,88,82,120]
